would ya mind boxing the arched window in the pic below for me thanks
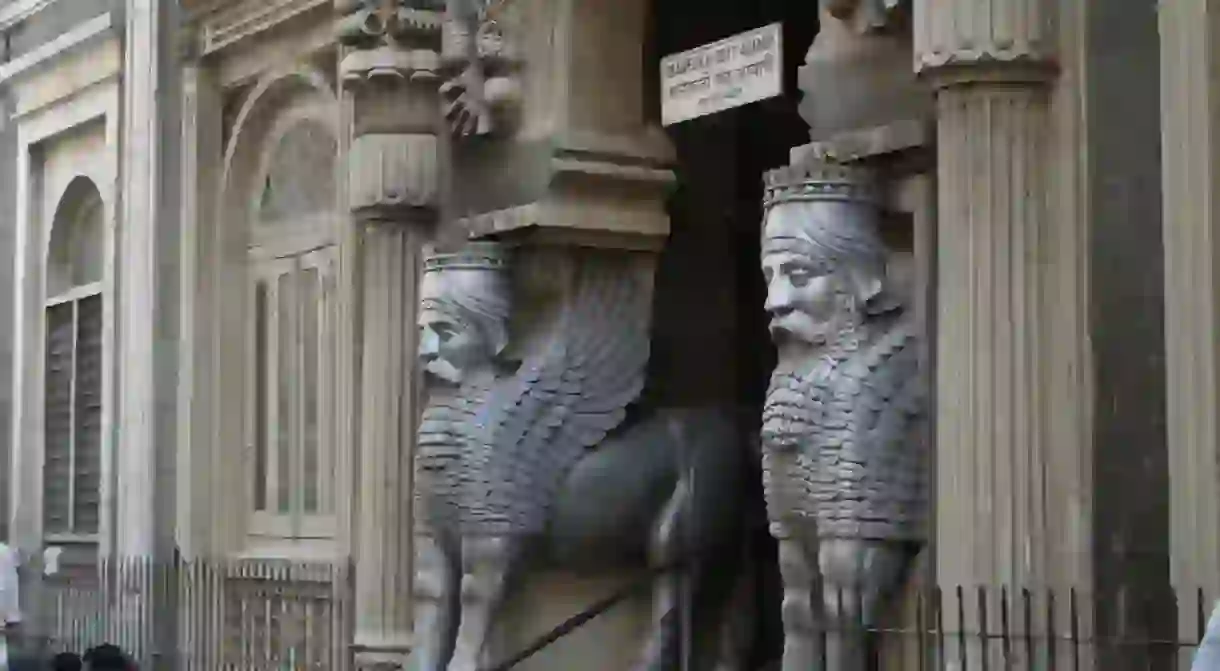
[43,177,104,540]
[246,117,338,543]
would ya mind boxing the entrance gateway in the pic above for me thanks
[331,0,1076,668]
[396,0,933,667]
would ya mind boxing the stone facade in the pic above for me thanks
[0,0,1213,669]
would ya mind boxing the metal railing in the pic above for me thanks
[27,556,1220,670]
[31,557,353,670]
[487,582,1220,671]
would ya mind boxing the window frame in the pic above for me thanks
[41,286,103,544]
[41,178,107,546]
[243,109,339,547]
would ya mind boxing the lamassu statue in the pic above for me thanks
[412,243,752,671]
[760,160,926,671]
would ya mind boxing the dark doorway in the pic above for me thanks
[645,1,819,667]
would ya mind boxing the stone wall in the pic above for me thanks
[1086,1,1172,666]
[0,83,13,542]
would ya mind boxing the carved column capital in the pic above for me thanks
[349,133,440,224]
[913,0,1057,86]
[337,0,444,226]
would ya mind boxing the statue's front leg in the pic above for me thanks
[819,539,910,671]
[448,536,515,671]
[776,529,821,671]
[412,532,460,671]
[634,479,690,671]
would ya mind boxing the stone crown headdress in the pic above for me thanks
[420,241,512,355]
[762,159,881,210]
[761,159,888,290]
[423,241,510,274]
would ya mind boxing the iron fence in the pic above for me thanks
[25,557,1220,670]
[486,580,1220,671]
[30,557,353,670]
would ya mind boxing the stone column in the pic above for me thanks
[1160,0,1220,648]
[915,0,1090,652]
[336,2,443,668]
[116,0,165,559]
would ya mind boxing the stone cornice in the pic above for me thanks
[457,134,676,249]
[0,0,54,31]
[913,0,1057,86]
[0,12,113,85]
[187,0,329,56]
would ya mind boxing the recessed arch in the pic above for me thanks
[202,63,341,552]
[256,117,337,225]
[220,65,337,211]
[47,175,104,298]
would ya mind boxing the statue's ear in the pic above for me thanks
[846,265,884,305]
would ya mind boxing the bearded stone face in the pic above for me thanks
[761,199,884,349]
[418,267,508,384]
[418,307,495,384]
[761,249,845,346]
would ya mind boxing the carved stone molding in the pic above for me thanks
[191,0,330,56]
[913,0,1056,82]
[455,134,675,249]
[338,1,444,221]
[337,1,443,85]
[349,133,440,222]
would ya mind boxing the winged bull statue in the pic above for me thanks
[760,159,927,671]
[410,244,754,671]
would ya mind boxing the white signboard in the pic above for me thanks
[660,23,782,126]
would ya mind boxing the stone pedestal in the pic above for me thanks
[799,4,930,141]
[337,4,444,668]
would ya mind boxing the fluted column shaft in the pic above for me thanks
[338,4,444,667]
[917,0,1088,605]
[933,83,1053,590]
[352,214,428,667]
[1160,0,1220,639]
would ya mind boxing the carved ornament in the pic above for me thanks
[336,0,444,85]
[822,0,906,35]
[348,133,440,220]
[194,0,329,56]
[438,0,523,136]
[913,0,1057,79]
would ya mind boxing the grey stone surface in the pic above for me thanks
[0,1,119,545]
[4,0,119,61]
[759,159,926,671]
[798,1,930,142]
[412,243,751,671]
[0,79,13,543]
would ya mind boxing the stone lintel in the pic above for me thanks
[789,118,933,165]
[454,131,675,249]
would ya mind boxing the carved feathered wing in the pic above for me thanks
[837,319,926,539]
[478,263,651,532]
